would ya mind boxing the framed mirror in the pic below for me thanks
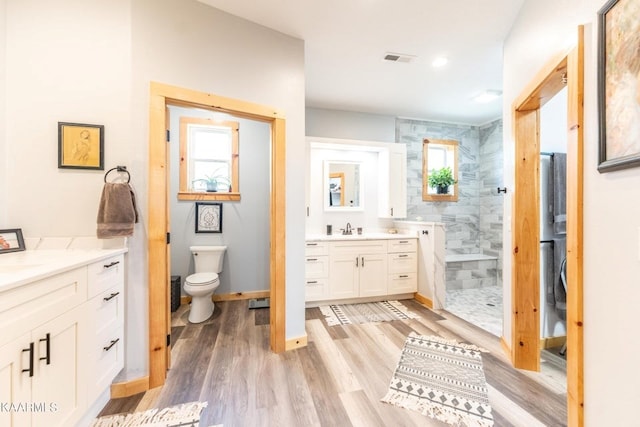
[422,138,459,201]
[324,160,363,211]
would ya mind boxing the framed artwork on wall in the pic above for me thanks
[195,202,223,233]
[58,122,104,170]
[0,228,25,254]
[597,0,640,172]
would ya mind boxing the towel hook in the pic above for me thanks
[104,165,131,183]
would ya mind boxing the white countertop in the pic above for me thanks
[306,232,417,242]
[0,248,128,292]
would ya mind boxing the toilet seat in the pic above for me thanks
[185,272,219,286]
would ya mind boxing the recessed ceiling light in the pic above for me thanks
[431,57,448,68]
[471,90,502,103]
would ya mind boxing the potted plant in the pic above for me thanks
[193,172,231,192]
[428,166,457,194]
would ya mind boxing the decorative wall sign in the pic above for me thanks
[0,228,25,254]
[58,122,104,170]
[195,202,223,233]
[597,0,640,172]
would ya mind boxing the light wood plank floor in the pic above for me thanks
[99,299,567,426]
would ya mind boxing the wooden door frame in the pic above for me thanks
[147,82,287,389]
[511,27,584,425]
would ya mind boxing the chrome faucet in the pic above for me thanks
[342,222,353,235]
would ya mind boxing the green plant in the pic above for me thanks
[428,166,457,189]
[193,169,231,192]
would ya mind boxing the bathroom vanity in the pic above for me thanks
[0,248,127,427]
[304,234,417,304]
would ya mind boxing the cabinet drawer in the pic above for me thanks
[305,278,329,302]
[306,256,328,279]
[388,252,417,274]
[330,240,388,255]
[88,254,124,298]
[0,268,87,348]
[88,323,124,403]
[87,283,125,338]
[388,272,418,294]
[388,239,417,253]
[305,241,328,256]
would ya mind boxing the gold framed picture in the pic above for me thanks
[58,122,104,170]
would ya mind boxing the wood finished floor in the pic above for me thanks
[99,300,567,426]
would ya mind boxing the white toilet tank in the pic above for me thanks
[190,245,227,273]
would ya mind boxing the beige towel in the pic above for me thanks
[97,183,139,238]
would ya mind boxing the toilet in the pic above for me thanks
[183,245,227,323]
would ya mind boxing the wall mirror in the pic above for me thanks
[422,138,459,202]
[324,160,363,211]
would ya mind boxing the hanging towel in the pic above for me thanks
[553,237,567,321]
[97,183,139,238]
[543,242,555,306]
[550,153,567,234]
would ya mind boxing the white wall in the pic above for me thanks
[168,106,270,295]
[306,107,396,142]
[4,0,306,378]
[0,0,6,226]
[504,0,640,423]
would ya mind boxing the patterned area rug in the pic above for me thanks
[319,300,419,326]
[382,333,494,426]
[90,401,217,427]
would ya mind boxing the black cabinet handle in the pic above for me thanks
[306,258,318,262]
[391,208,394,216]
[39,333,51,365]
[103,338,120,352]
[361,257,365,267]
[22,342,34,377]
[103,292,120,302]
[398,254,409,258]
[399,240,408,243]
[306,243,317,246]
[422,230,429,235]
[399,275,409,278]
[103,261,120,269]
[356,257,359,267]
[306,280,318,284]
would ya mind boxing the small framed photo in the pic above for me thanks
[0,229,26,254]
[195,202,223,233]
[58,122,104,170]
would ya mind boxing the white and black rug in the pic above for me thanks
[319,300,419,326]
[382,333,494,426]
[90,401,216,427]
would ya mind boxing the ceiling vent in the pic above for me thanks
[383,52,416,63]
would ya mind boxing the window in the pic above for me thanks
[178,117,239,201]
[422,138,459,201]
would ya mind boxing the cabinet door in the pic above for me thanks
[388,147,407,218]
[0,334,32,427]
[31,304,87,427]
[359,253,388,297]
[329,254,360,299]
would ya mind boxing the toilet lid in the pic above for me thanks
[186,272,218,285]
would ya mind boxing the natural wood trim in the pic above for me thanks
[566,25,585,427]
[177,191,241,201]
[329,172,345,206]
[270,117,287,353]
[149,82,288,390]
[149,90,170,389]
[500,336,511,357]
[285,334,308,351]
[111,376,150,399]
[180,295,191,305]
[413,293,433,309]
[514,54,568,112]
[214,290,270,302]
[422,139,459,202]
[540,336,567,349]
[511,108,541,371]
[166,106,172,369]
[151,81,285,121]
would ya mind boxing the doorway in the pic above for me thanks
[511,27,584,425]
[147,82,287,389]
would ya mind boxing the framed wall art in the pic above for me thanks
[0,228,25,254]
[195,202,223,233]
[58,122,104,170]
[597,0,640,172]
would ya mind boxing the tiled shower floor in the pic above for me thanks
[445,286,503,337]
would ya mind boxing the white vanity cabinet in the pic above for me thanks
[388,239,418,294]
[304,241,329,301]
[0,250,126,427]
[328,240,388,299]
[0,268,88,427]
[378,144,407,219]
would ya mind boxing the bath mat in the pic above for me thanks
[319,300,419,326]
[381,333,493,426]
[90,401,214,427]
